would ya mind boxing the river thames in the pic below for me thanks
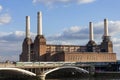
[5,77,120,80]
[2,77,120,80]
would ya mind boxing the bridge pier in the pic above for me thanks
[37,74,45,80]
[89,65,95,76]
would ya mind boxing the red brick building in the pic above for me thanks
[20,12,116,62]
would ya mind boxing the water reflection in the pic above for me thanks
[46,78,89,80]
[45,77,120,80]
[2,76,120,80]
[1,77,120,80]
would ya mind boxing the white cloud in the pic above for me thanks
[48,20,120,41]
[33,0,70,4]
[77,0,95,4]
[32,0,96,7]
[0,13,12,25]
[0,5,12,25]
[0,31,36,42]
[0,31,24,42]
[0,31,36,61]
[64,26,81,33]
[0,31,25,61]
[0,5,3,12]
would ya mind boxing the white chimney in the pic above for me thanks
[89,22,94,41]
[37,11,42,35]
[104,18,109,36]
[26,16,30,38]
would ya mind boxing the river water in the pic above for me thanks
[45,77,120,80]
[1,74,120,80]
[46,78,120,80]
[33,77,120,80]
[1,77,120,80]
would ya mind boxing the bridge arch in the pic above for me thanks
[0,68,36,76]
[43,66,89,79]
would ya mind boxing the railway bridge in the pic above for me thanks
[0,62,94,79]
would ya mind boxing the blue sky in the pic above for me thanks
[0,0,120,61]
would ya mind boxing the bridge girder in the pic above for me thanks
[42,66,89,79]
[0,68,36,76]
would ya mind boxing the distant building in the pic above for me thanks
[20,12,116,62]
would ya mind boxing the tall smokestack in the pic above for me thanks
[89,22,94,41]
[37,11,42,35]
[26,16,31,62]
[104,18,108,36]
[26,16,30,38]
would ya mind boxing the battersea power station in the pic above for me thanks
[20,11,116,62]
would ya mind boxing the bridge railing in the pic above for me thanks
[15,62,76,67]
[0,62,95,68]
[0,63,16,68]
